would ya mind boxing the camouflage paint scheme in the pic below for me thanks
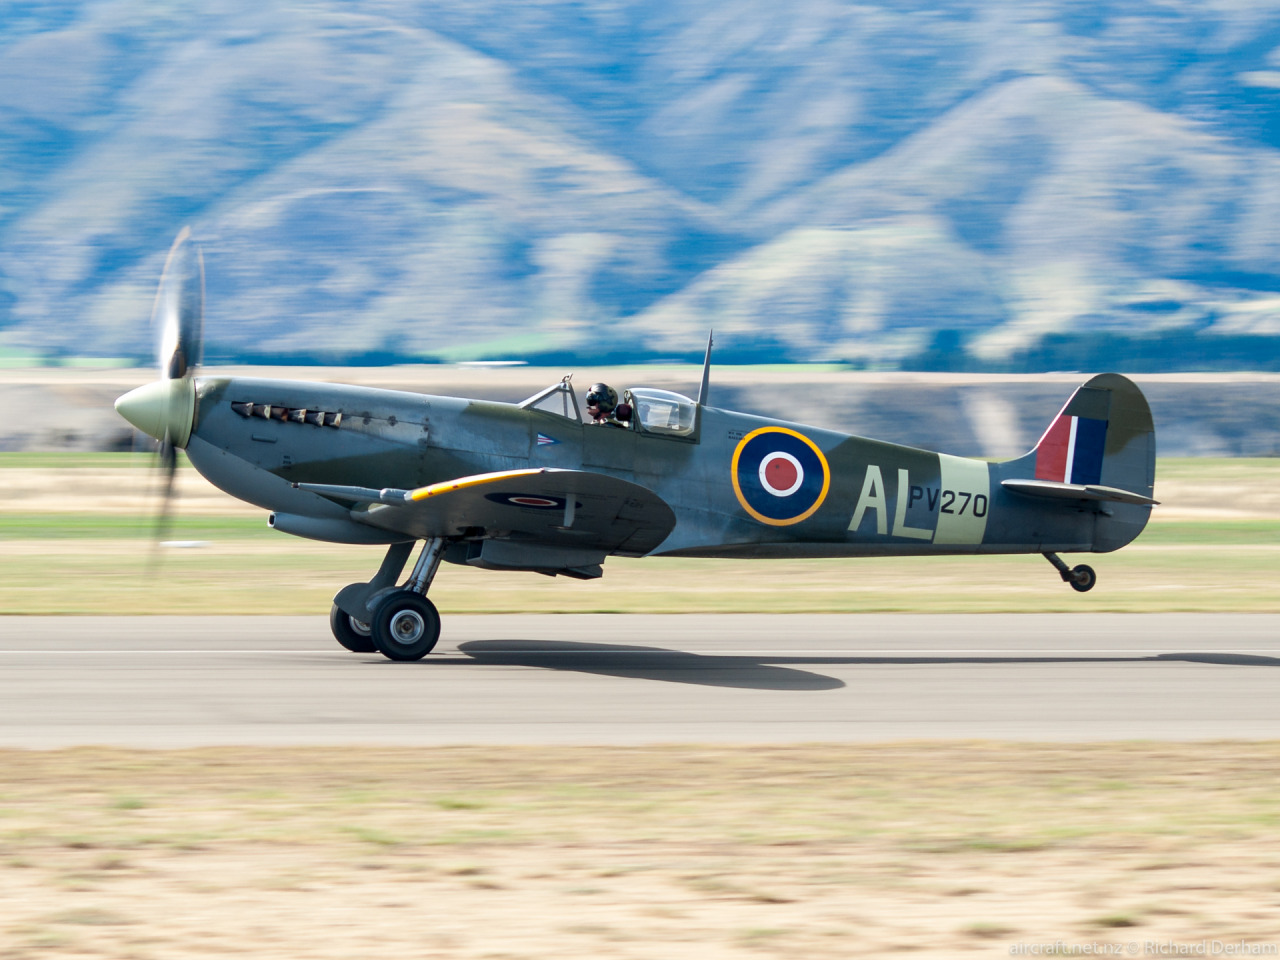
[115,222,1156,659]
[184,372,1156,573]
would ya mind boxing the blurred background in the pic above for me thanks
[4,0,1280,373]
[5,0,1280,459]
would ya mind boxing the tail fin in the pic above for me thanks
[1030,373,1155,497]
[1005,374,1157,551]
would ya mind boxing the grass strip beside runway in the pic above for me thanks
[1,456,1277,614]
[1,536,1278,614]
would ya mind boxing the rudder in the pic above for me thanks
[1009,374,1157,552]
[1031,373,1156,499]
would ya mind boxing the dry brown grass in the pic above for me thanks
[2,744,1279,958]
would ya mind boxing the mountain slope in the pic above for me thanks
[3,1,1280,367]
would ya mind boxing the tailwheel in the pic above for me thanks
[1068,564,1096,593]
[329,602,377,653]
[1044,552,1098,593]
[371,590,441,662]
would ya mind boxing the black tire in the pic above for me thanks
[1069,564,1097,593]
[371,591,441,662]
[330,602,377,653]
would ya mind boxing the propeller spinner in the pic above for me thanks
[115,228,204,448]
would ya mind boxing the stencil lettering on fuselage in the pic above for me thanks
[932,454,991,545]
[893,467,932,540]
[847,455,991,544]
[848,464,887,536]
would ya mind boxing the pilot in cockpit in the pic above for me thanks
[585,383,632,428]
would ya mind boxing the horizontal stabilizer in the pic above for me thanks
[1002,478,1159,506]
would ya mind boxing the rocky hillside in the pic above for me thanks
[4,1,1280,368]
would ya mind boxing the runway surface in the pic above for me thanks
[1,614,1278,746]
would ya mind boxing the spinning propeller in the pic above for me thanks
[115,228,205,542]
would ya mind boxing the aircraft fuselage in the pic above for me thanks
[184,376,1151,560]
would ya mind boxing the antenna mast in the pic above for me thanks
[697,330,713,406]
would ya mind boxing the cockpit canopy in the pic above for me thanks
[519,380,698,438]
[626,388,697,437]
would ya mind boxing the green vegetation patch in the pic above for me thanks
[0,514,266,541]
[0,452,159,469]
[1138,519,1280,544]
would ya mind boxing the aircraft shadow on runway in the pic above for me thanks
[431,642,1280,691]
[1157,653,1280,667]
[454,640,846,691]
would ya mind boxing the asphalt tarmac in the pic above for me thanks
[1,614,1277,747]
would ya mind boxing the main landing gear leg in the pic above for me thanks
[370,538,446,662]
[330,540,415,653]
[1043,552,1097,593]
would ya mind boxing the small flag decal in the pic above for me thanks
[536,433,559,446]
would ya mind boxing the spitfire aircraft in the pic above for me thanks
[116,231,1158,661]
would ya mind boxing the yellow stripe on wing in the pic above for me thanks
[407,468,547,502]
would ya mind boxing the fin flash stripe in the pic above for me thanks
[1035,415,1107,486]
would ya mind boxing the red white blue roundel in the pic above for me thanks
[731,427,831,526]
[483,492,576,510]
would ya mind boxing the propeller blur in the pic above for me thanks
[115,228,203,547]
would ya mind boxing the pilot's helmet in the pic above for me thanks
[586,383,617,415]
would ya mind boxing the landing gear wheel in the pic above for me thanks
[1069,564,1096,593]
[329,602,376,653]
[371,590,441,662]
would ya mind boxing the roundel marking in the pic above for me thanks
[483,492,572,510]
[759,451,803,496]
[731,427,831,526]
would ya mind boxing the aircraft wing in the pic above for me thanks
[295,468,676,557]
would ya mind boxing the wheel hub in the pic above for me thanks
[390,609,426,645]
